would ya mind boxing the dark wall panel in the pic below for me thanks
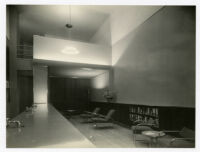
[89,101,195,130]
[17,70,33,113]
[49,77,90,112]
[7,6,20,118]
[50,78,65,102]
[159,107,195,130]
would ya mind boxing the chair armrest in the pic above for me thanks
[137,123,155,127]
[132,120,143,124]
[134,120,143,123]
[90,113,103,118]
[96,114,105,118]
[90,113,99,117]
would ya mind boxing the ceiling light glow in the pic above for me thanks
[81,68,93,71]
[71,76,78,79]
[61,46,79,55]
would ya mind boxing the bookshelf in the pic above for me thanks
[129,105,159,128]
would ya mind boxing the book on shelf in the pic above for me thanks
[155,108,158,116]
[154,118,159,125]
[146,107,148,114]
[153,108,155,116]
[144,116,148,122]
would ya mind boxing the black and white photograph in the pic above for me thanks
[0,0,199,151]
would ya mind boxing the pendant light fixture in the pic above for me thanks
[66,5,73,29]
[61,5,79,55]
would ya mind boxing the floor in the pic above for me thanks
[68,115,150,148]
[59,113,194,148]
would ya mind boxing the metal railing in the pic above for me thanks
[17,45,33,59]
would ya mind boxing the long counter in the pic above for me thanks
[6,104,95,148]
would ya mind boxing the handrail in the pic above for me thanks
[17,45,33,59]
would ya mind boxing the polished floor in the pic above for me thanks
[53,111,195,148]
[67,115,194,148]
[68,115,149,148]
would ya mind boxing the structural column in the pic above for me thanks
[33,65,48,104]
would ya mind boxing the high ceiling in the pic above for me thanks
[17,5,162,45]
[17,5,112,44]
[15,5,162,78]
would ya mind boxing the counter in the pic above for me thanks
[7,104,95,148]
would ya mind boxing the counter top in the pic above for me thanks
[6,104,95,148]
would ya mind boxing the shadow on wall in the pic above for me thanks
[112,6,195,107]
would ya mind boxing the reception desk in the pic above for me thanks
[7,104,95,148]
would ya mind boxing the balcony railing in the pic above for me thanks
[17,45,33,59]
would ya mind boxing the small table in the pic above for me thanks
[142,130,165,147]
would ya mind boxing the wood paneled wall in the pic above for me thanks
[49,77,90,112]
[89,101,195,130]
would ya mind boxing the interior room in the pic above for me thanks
[6,5,195,148]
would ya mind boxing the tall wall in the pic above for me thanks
[89,17,112,102]
[110,6,162,45]
[89,6,163,104]
[33,65,48,104]
[112,6,195,107]
[90,17,111,46]
[90,71,110,102]
[6,7,10,40]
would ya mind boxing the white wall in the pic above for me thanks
[110,6,162,45]
[34,35,112,65]
[90,17,111,46]
[6,7,10,39]
[112,6,195,107]
[90,71,110,102]
[33,65,48,104]
[89,6,162,65]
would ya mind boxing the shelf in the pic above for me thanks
[130,112,158,118]
[129,105,160,128]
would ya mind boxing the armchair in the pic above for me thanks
[80,107,100,118]
[91,109,116,128]
[159,127,195,148]
[80,107,101,123]
[131,118,158,146]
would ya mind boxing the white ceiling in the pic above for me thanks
[49,66,108,78]
[16,5,162,78]
[17,5,162,45]
[17,5,110,44]
[34,59,110,78]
